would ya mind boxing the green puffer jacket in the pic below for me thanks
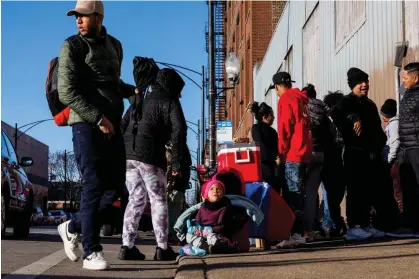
[57,26,135,127]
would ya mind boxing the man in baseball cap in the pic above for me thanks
[57,0,142,271]
[67,0,104,16]
[268,72,295,90]
[273,71,312,248]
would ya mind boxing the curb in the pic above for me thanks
[175,255,206,279]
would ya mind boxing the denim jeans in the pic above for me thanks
[68,123,126,258]
[284,162,307,235]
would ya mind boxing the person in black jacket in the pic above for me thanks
[332,68,389,241]
[321,91,347,237]
[398,62,419,233]
[301,84,333,240]
[250,102,284,194]
[119,68,186,261]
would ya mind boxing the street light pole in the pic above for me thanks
[208,0,216,169]
[186,119,200,166]
[201,65,205,165]
[14,119,53,151]
[197,119,200,166]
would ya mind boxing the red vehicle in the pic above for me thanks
[1,129,34,238]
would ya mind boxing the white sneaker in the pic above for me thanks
[291,233,307,245]
[58,221,80,262]
[346,226,372,241]
[83,252,110,271]
[277,233,306,248]
[363,226,385,238]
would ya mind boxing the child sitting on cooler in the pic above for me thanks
[185,180,235,254]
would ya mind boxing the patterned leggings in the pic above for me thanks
[122,160,168,248]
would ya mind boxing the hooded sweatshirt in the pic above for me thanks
[277,88,313,163]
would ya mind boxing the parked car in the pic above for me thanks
[31,206,44,226]
[48,210,67,225]
[1,129,34,238]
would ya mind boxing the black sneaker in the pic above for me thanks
[153,246,178,261]
[118,246,146,261]
[209,240,231,254]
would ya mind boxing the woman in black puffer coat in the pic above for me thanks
[302,84,334,240]
[120,68,186,262]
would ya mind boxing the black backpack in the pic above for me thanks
[45,35,121,126]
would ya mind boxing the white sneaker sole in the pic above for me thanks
[386,232,414,238]
[83,262,110,271]
[58,223,80,262]
[370,233,386,238]
[346,234,372,241]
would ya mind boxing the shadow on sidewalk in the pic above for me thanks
[204,252,419,270]
[203,238,419,260]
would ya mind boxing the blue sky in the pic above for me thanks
[1,1,207,163]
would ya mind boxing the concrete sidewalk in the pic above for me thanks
[175,238,419,279]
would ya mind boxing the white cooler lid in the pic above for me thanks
[217,143,260,155]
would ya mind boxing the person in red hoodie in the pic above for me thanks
[273,72,313,248]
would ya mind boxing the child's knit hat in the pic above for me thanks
[380,99,397,118]
[202,180,226,200]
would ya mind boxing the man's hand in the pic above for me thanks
[353,120,362,136]
[135,88,140,95]
[99,116,115,135]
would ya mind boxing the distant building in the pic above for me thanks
[2,121,50,210]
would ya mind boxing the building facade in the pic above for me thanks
[224,0,286,139]
[255,0,419,131]
[2,121,50,209]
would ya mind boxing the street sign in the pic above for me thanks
[216,120,233,144]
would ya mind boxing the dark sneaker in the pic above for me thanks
[209,240,231,254]
[118,246,146,261]
[154,247,178,261]
[329,226,347,238]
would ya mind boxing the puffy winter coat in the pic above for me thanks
[125,68,187,171]
[332,92,386,154]
[307,98,334,152]
[399,85,419,149]
[58,26,135,127]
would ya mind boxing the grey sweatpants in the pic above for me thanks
[122,160,168,248]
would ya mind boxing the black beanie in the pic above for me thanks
[347,67,369,89]
[380,99,397,118]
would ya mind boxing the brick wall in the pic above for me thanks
[272,1,287,31]
[224,1,286,138]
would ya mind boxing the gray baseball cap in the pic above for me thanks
[67,0,104,16]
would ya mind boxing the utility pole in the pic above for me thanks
[64,150,67,212]
[197,119,201,166]
[14,123,18,151]
[208,0,216,169]
[201,65,205,165]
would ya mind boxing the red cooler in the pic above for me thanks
[217,143,262,183]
